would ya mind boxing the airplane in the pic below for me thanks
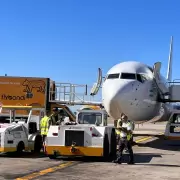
[90,36,178,123]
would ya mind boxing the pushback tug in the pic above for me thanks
[45,109,116,160]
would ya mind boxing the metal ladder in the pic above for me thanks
[49,82,102,105]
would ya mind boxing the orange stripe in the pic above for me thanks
[45,146,103,156]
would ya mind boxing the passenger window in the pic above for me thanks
[121,73,136,79]
[107,74,119,79]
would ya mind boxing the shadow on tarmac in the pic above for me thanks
[53,135,180,164]
[0,151,46,158]
[136,134,180,151]
[135,163,180,167]
[134,134,162,137]
[51,153,162,164]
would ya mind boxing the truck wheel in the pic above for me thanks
[103,133,110,161]
[109,129,116,160]
[34,135,43,153]
[17,141,25,154]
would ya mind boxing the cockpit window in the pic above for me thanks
[105,72,149,83]
[136,74,148,83]
[137,74,143,83]
[141,74,148,82]
[121,73,136,79]
[107,73,119,79]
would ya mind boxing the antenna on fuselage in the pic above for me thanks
[166,36,173,82]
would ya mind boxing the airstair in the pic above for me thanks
[160,80,180,103]
[48,68,103,106]
[49,82,102,106]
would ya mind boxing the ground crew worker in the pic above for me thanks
[113,113,134,164]
[40,111,50,150]
[49,107,59,125]
[117,114,135,147]
[116,114,130,152]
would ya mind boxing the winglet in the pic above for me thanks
[166,36,173,81]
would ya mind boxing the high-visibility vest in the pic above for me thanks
[40,116,49,135]
[119,122,132,141]
[115,129,120,135]
[115,118,122,135]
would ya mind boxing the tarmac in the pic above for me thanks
[0,122,180,180]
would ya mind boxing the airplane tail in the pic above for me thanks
[166,36,173,82]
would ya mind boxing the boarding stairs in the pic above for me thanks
[48,68,103,106]
[158,79,180,103]
[48,82,102,106]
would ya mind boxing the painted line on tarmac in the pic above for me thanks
[16,161,76,180]
[135,132,164,143]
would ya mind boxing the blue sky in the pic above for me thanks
[0,0,180,110]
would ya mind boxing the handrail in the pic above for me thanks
[49,82,102,105]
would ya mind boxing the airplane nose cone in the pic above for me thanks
[102,80,135,120]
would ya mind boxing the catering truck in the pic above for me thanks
[0,76,76,121]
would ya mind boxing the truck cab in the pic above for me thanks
[164,110,180,140]
[0,105,44,154]
[76,109,108,126]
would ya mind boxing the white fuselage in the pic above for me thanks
[102,61,168,123]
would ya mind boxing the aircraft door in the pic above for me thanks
[90,68,102,96]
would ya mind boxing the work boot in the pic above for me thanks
[127,161,134,164]
[112,158,121,164]
[127,159,134,164]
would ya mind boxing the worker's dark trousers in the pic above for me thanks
[116,134,120,145]
[116,137,134,163]
[42,135,47,152]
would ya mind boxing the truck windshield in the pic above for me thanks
[78,112,102,125]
